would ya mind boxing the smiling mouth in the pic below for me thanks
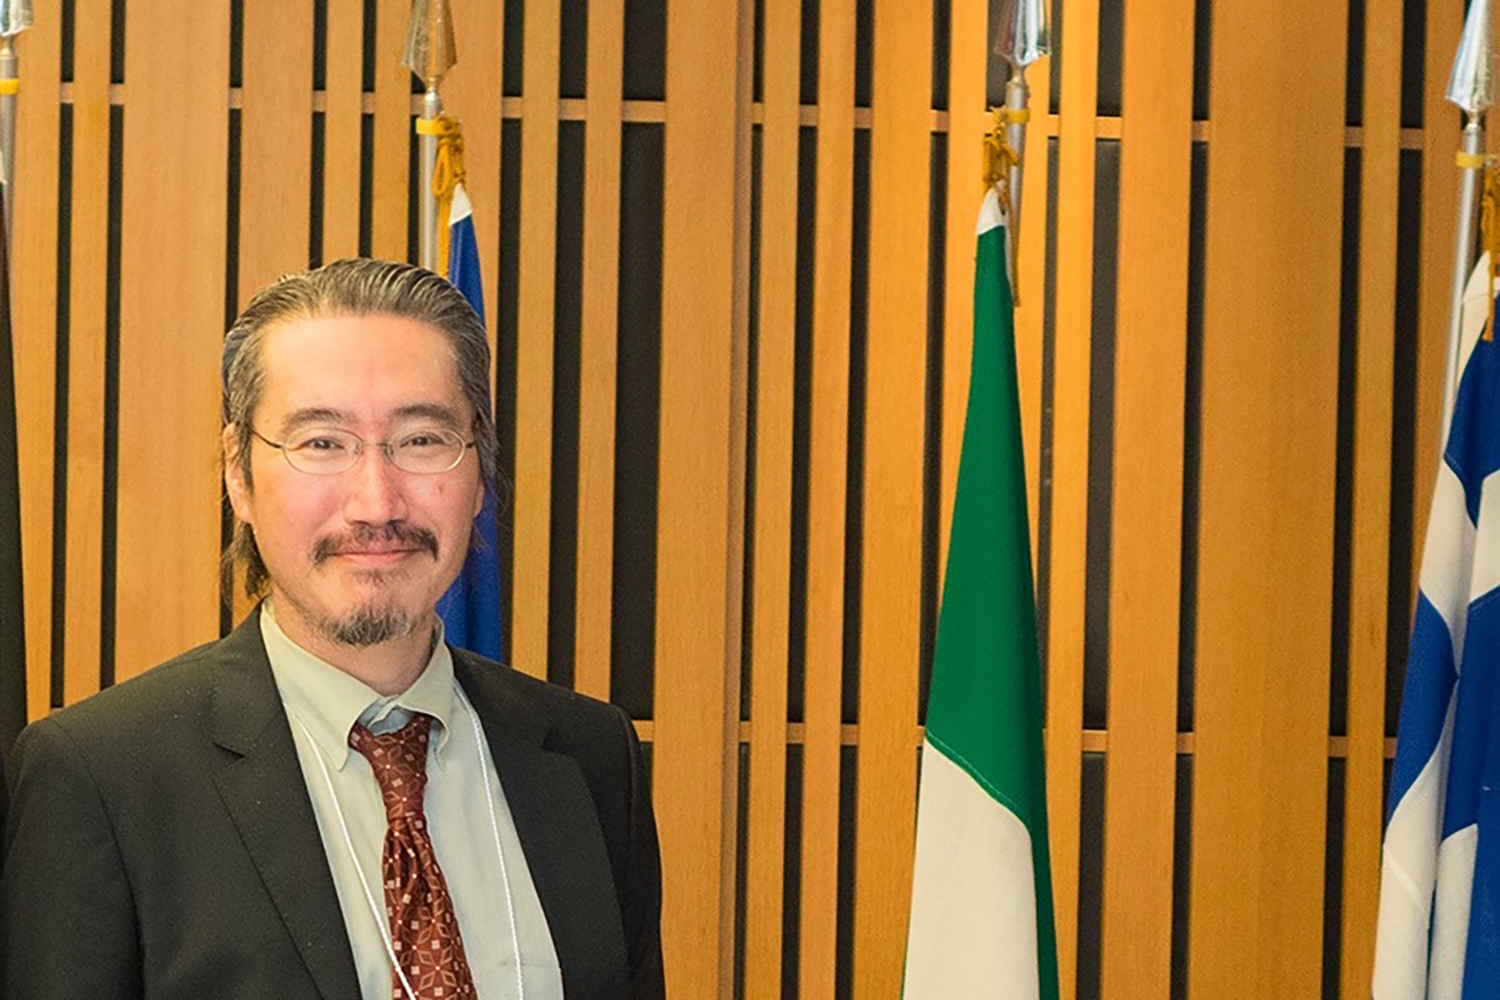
[313,524,440,566]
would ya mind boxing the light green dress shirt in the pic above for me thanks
[261,600,564,1000]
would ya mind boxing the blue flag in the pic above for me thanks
[1375,256,1500,998]
[435,183,503,661]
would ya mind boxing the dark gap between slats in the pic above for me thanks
[1077,752,1106,1000]
[919,131,946,728]
[854,0,872,109]
[503,0,524,98]
[110,0,125,84]
[100,104,124,691]
[220,104,243,638]
[611,122,663,719]
[931,0,950,113]
[560,0,587,99]
[1386,148,1422,737]
[788,124,817,727]
[229,0,244,89]
[834,744,857,1000]
[50,104,75,706]
[742,124,764,723]
[549,120,585,689]
[406,116,419,265]
[1346,0,1365,128]
[358,113,374,257]
[1038,137,1059,700]
[842,128,871,727]
[1192,0,1211,122]
[1047,0,1062,115]
[309,111,326,267]
[782,744,805,998]
[734,743,751,1000]
[360,0,376,92]
[1095,0,1122,117]
[1323,757,1347,1000]
[497,118,523,664]
[312,0,328,91]
[1400,0,1425,130]
[1170,754,1193,1000]
[623,0,666,101]
[1330,148,1361,739]
[61,0,75,82]
[801,0,819,107]
[1179,140,1208,734]
[984,0,1012,108]
[1084,138,1119,732]
[753,0,766,104]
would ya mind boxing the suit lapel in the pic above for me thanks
[207,612,362,1000]
[455,655,631,999]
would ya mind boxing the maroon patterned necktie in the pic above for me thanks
[349,714,477,1000]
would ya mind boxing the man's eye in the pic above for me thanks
[295,436,348,453]
[400,431,447,450]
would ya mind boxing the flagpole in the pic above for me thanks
[405,0,457,272]
[0,1,33,254]
[1442,0,1492,430]
[994,0,1049,290]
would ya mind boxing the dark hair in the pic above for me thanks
[221,258,496,599]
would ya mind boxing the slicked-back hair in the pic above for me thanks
[220,258,496,600]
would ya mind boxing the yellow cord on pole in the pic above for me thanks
[415,114,466,276]
[983,106,1024,299]
[1484,163,1500,341]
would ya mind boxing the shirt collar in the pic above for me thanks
[261,599,458,770]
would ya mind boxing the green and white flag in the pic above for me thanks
[903,187,1058,999]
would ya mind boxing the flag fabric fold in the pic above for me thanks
[1374,253,1500,999]
[434,182,503,662]
[903,188,1058,1000]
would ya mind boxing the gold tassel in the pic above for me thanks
[416,114,466,276]
[983,106,1026,299]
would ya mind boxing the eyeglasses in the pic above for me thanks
[251,427,475,475]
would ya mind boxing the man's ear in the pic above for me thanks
[222,424,253,524]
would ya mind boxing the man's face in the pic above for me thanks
[224,313,484,648]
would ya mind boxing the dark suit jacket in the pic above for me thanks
[0,610,665,999]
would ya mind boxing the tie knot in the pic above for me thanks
[348,713,433,821]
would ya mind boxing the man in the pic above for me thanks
[0,259,664,999]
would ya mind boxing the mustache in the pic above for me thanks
[312,522,440,564]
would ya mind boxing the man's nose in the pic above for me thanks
[342,445,409,523]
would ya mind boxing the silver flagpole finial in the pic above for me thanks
[0,0,31,39]
[403,0,457,91]
[1448,0,1493,114]
[994,0,1049,70]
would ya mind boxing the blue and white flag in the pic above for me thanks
[435,183,503,661]
[1374,254,1500,998]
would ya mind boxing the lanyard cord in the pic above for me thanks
[296,713,420,1000]
[293,689,527,1000]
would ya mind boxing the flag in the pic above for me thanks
[903,188,1058,999]
[1373,254,1500,997]
[435,182,503,661]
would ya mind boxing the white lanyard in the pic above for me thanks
[295,687,526,1000]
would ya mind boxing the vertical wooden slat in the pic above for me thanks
[1189,3,1344,996]
[743,0,800,993]
[322,0,363,261]
[239,4,314,303]
[440,0,503,352]
[1411,0,1464,616]
[654,0,744,993]
[800,0,855,993]
[939,0,988,583]
[850,0,930,994]
[1342,2,1402,995]
[574,0,623,702]
[511,0,560,679]
[13,0,60,720]
[370,0,409,261]
[61,0,112,708]
[1049,0,1099,993]
[1100,1,1193,995]
[115,4,231,678]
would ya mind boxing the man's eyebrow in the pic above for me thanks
[393,402,465,427]
[278,407,353,432]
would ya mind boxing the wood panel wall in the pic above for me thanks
[5,0,1461,997]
